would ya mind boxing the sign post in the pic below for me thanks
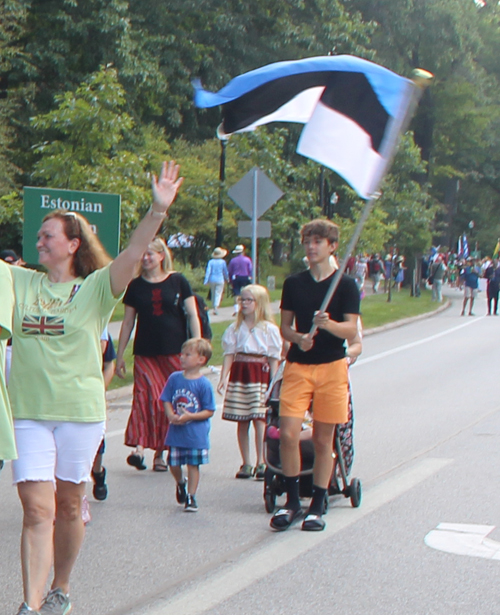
[228,167,283,283]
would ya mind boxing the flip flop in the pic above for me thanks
[127,452,147,471]
[301,514,326,532]
[153,458,168,472]
[270,507,302,531]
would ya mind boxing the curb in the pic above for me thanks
[106,298,452,402]
[362,298,451,337]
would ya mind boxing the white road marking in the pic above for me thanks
[139,457,452,615]
[354,317,484,367]
[425,522,500,560]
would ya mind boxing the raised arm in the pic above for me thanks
[109,161,183,296]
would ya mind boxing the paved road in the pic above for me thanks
[3,287,500,614]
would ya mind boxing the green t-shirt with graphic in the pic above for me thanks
[9,263,120,422]
[0,260,16,459]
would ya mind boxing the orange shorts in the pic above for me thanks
[279,359,349,424]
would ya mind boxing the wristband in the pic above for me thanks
[149,206,167,219]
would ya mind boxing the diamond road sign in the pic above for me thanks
[228,167,283,219]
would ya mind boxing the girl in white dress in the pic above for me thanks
[218,285,281,480]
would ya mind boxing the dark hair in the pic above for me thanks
[43,211,111,278]
[301,219,339,244]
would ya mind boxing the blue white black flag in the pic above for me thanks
[194,55,415,199]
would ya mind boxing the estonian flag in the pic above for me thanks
[194,55,415,199]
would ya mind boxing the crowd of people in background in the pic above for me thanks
[345,252,406,296]
[421,249,500,315]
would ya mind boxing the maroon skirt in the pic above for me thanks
[222,354,270,422]
[124,354,182,450]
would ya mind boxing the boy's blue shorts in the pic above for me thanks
[168,447,209,466]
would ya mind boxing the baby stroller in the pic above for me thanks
[263,363,362,514]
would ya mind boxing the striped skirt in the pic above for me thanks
[222,354,270,422]
[124,354,182,450]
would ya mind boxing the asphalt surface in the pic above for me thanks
[2,285,499,614]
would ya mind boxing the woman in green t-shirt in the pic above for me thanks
[10,162,183,615]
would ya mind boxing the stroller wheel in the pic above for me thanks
[349,478,362,508]
[264,490,276,514]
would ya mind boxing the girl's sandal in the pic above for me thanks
[153,458,169,472]
[235,464,253,479]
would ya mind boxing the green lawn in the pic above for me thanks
[107,286,439,390]
[359,288,436,329]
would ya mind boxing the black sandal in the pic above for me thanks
[270,507,302,531]
[127,452,147,471]
[301,514,326,532]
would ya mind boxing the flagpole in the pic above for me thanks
[307,68,433,338]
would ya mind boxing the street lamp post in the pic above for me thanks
[215,138,227,248]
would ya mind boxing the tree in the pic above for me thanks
[343,0,500,251]
[29,65,168,245]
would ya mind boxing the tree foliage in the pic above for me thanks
[2,0,500,260]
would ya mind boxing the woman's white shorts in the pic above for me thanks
[12,419,106,485]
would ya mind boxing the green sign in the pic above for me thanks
[23,187,121,264]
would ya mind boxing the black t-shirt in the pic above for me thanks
[280,269,360,365]
[123,273,193,356]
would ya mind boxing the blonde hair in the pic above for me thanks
[235,284,275,330]
[140,237,173,275]
[181,337,212,364]
[42,211,111,278]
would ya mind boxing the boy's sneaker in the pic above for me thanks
[39,588,72,614]
[16,603,40,614]
[184,494,198,512]
[176,479,187,504]
[91,467,108,501]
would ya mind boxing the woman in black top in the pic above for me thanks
[116,237,200,471]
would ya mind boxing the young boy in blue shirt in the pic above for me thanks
[160,338,216,512]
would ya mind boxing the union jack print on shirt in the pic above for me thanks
[22,315,65,336]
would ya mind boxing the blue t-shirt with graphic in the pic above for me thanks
[160,371,216,449]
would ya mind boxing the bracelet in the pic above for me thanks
[149,206,167,219]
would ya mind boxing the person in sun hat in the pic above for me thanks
[228,245,253,316]
[204,247,229,315]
